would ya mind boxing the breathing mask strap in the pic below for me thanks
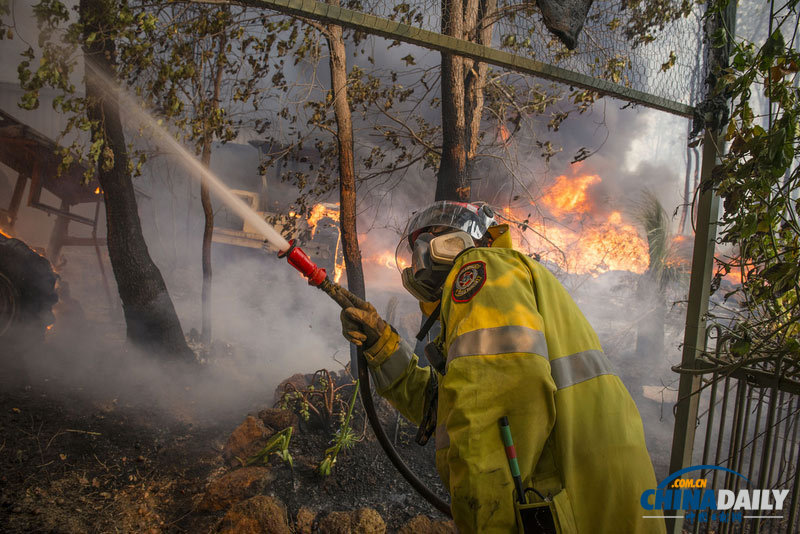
[415,301,441,342]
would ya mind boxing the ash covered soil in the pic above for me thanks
[0,341,450,533]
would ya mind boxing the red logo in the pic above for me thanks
[451,261,486,303]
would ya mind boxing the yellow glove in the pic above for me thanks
[338,289,387,348]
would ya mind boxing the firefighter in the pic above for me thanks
[340,201,664,534]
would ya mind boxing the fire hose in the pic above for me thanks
[278,241,452,518]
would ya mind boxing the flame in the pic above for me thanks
[498,124,511,146]
[539,173,601,218]
[94,187,102,194]
[0,228,10,238]
[722,267,742,284]
[46,324,54,331]
[307,203,340,238]
[368,251,408,271]
[333,233,345,284]
[502,171,651,276]
[511,211,649,276]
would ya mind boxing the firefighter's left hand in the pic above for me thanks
[338,289,387,348]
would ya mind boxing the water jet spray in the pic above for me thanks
[85,61,451,518]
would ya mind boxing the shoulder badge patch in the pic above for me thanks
[451,261,487,303]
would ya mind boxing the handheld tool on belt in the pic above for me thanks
[500,416,557,534]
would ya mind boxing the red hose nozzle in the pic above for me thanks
[279,240,327,286]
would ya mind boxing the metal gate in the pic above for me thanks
[669,325,800,533]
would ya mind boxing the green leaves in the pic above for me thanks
[709,0,800,366]
[318,380,359,476]
[245,427,294,469]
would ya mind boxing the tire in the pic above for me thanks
[0,234,58,347]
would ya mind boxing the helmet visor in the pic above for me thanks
[395,201,493,272]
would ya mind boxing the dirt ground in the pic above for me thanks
[0,340,448,533]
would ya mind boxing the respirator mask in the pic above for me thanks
[401,231,475,302]
[396,201,496,303]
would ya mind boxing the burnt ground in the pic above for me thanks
[0,341,448,533]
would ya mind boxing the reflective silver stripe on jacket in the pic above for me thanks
[435,424,449,451]
[370,338,413,391]
[550,349,615,390]
[446,325,548,365]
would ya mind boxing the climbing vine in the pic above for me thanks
[708,1,800,368]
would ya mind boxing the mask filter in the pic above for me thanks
[429,231,474,264]
[402,231,474,302]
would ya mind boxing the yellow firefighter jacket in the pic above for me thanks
[363,225,664,534]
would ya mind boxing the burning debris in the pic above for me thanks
[496,169,651,276]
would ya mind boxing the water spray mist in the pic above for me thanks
[84,60,451,517]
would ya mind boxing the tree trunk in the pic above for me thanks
[437,0,496,201]
[325,14,365,374]
[325,22,365,301]
[81,0,194,361]
[464,0,496,161]
[437,0,468,201]
[198,32,226,347]
[200,141,213,346]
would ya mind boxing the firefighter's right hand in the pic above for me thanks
[339,290,387,348]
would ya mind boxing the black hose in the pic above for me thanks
[317,278,452,517]
[356,345,452,517]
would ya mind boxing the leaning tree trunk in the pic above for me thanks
[81,0,194,361]
[325,14,365,374]
[326,22,365,301]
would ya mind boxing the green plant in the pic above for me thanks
[244,427,293,468]
[706,0,800,367]
[277,369,354,429]
[318,379,360,476]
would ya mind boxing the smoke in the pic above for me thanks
[7,238,352,425]
[1,0,698,477]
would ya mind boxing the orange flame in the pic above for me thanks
[0,228,10,238]
[539,173,601,218]
[307,203,340,238]
[715,261,743,285]
[333,232,345,284]
[513,211,648,276]
[367,251,408,271]
[504,170,651,275]
[497,124,511,146]
[94,187,102,195]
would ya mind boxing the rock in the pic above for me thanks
[222,416,273,467]
[352,508,385,533]
[317,508,385,534]
[199,466,273,511]
[318,511,352,534]
[218,495,291,534]
[295,506,316,534]
[258,408,299,432]
[398,515,456,534]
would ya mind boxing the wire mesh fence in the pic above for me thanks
[351,0,709,108]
